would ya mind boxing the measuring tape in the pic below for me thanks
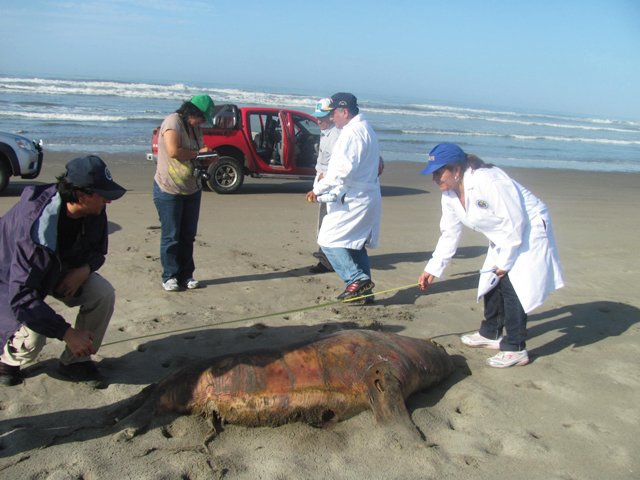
[102,283,419,347]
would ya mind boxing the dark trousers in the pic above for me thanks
[153,182,202,283]
[314,202,333,270]
[479,274,528,351]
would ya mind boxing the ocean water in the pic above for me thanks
[1,75,639,173]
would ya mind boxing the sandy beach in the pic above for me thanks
[0,151,638,479]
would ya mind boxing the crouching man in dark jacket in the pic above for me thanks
[0,155,125,388]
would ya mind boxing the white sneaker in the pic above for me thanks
[460,332,502,349]
[162,278,180,291]
[185,278,199,289]
[486,350,529,368]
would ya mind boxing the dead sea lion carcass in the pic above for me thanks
[117,329,455,438]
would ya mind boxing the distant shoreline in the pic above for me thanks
[33,150,640,178]
[3,75,639,174]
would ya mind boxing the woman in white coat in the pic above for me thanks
[418,143,564,368]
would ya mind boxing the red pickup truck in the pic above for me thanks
[147,104,320,193]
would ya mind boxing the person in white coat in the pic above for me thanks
[418,143,564,368]
[306,93,381,304]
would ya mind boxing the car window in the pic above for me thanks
[291,114,320,168]
[211,104,239,129]
[294,117,320,136]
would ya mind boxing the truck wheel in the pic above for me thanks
[0,160,10,194]
[206,157,244,194]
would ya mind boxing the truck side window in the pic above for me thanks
[292,115,320,168]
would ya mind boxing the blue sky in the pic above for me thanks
[1,0,638,119]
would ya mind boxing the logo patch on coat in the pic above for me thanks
[476,200,489,209]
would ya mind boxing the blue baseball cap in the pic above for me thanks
[329,92,358,110]
[420,143,467,175]
[64,155,126,200]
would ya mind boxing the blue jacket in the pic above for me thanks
[0,185,108,348]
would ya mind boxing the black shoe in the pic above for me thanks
[309,262,331,274]
[311,251,334,271]
[337,279,375,301]
[58,361,107,389]
[346,289,375,306]
[0,361,22,386]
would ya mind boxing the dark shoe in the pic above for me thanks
[58,361,107,389]
[0,361,22,386]
[337,279,375,301]
[309,262,331,274]
[346,289,375,306]
[312,251,334,271]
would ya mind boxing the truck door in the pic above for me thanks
[280,111,320,171]
[278,110,293,169]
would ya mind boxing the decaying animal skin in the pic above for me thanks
[116,330,455,438]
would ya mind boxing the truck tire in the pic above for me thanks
[206,157,244,194]
[0,160,10,194]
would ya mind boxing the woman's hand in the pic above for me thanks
[197,148,219,164]
[418,272,436,291]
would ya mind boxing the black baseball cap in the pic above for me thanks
[64,155,126,200]
[329,92,358,110]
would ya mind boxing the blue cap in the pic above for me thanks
[420,143,467,175]
[65,155,126,200]
[329,92,358,110]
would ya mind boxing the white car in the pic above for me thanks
[0,131,44,193]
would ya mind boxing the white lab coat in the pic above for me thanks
[424,167,564,313]
[314,114,381,250]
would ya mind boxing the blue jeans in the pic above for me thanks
[320,246,371,285]
[480,273,528,351]
[153,182,202,283]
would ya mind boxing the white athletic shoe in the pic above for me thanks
[162,278,180,291]
[486,350,529,368]
[184,278,200,289]
[460,332,502,349]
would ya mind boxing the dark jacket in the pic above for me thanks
[0,184,108,348]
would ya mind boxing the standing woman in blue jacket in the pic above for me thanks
[418,143,564,368]
[0,155,125,387]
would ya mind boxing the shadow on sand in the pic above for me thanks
[526,300,640,360]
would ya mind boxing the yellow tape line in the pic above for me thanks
[102,283,419,347]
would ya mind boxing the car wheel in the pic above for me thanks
[0,160,10,194]
[206,157,244,194]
